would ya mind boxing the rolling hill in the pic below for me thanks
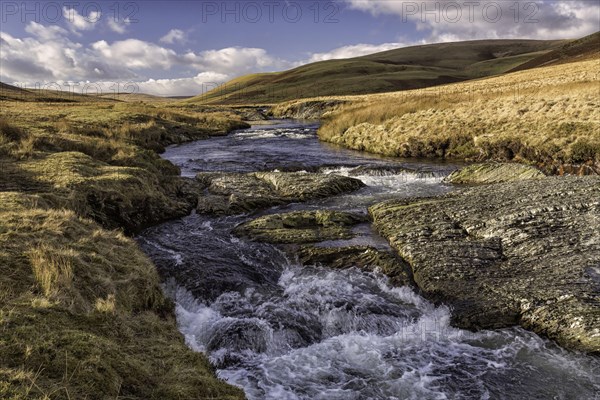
[508,31,600,72]
[0,82,116,103]
[0,82,192,103]
[187,39,566,105]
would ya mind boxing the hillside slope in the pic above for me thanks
[509,31,600,72]
[313,56,599,175]
[188,39,564,105]
[0,82,117,103]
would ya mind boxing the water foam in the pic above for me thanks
[169,266,600,400]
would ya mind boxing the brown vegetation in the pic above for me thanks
[314,57,600,174]
[0,100,247,399]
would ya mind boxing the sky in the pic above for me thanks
[1,0,599,96]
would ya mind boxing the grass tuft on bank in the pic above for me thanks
[0,100,247,399]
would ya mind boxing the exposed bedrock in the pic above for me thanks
[233,210,368,243]
[369,176,600,353]
[233,209,412,287]
[444,162,546,184]
[195,171,365,215]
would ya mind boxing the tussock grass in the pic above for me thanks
[0,100,247,399]
[27,244,74,297]
[315,58,600,174]
[0,102,249,231]
[0,197,244,399]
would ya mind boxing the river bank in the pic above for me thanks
[0,101,250,399]
[271,58,600,176]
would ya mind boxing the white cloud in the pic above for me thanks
[0,22,291,96]
[195,47,290,74]
[107,18,131,34]
[307,42,408,62]
[62,7,101,33]
[135,72,230,96]
[24,21,69,41]
[0,27,100,82]
[344,0,600,42]
[91,39,179,69]
[160,29,186,44]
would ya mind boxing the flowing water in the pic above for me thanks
[138,121,600,400]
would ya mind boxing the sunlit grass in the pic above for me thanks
[0,100,247,399]
[303,58,600,173]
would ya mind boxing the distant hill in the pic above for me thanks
[0,82,189,103]
[187,39,566,105]
[0,82,116,103]
[95,93,193,103]
[508,31,600,72]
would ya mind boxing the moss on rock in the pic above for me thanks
[234,210,368,243]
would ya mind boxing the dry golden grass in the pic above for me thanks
[0,101,248,399]
[279,58,600,174]
[27,245,74,297]
[0,196,245,399]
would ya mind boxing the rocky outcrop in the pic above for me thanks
[233,208,412,287]
[444,162,546,184]
[297,245,412,287]
[369,176,600,353]
[233,210,368,243]
[196,172,365,215]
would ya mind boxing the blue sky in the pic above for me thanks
[1,1,598,95]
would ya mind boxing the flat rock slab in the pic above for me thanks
[369,176,600,353]
[196,171,365,215]
[234,210,368,243]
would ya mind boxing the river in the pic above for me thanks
[138,121,599,400]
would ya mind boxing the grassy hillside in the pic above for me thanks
[0,83,119,103]
[188,39,564,105]
[95,93,194,103]
[0,100,248,399]
[313,55,599,175]
[509,31,600,72]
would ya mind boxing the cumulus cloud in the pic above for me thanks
[62,7,101,33]
[135,72,230,96]
[345,0,600,42]
[194,47,290,75]
[307,42,409,62]
[24,21,69,41]
[107,18,131,34]
[0,21,291,96]
[160,29,186,44]
[91,39,179,69]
